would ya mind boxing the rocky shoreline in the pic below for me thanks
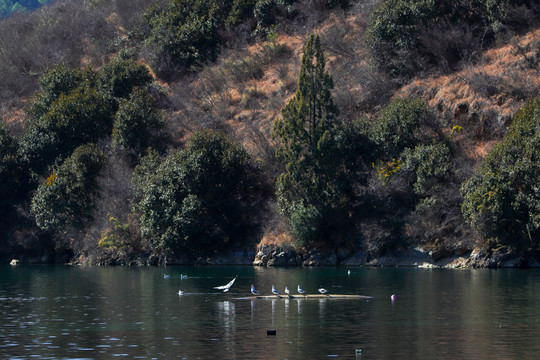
[6,244,540,268]
[251,244,540,269]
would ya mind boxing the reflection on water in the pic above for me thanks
[1,266,540,359]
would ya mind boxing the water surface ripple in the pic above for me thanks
[1,266,539,359]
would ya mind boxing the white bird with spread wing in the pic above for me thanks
[214,276,237,292]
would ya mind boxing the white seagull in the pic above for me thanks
[318,287,328,295]
[272,285,280,296]
[285,286,290,295]
[178,290,184,295]
[251,284,260,295]
[297,285,306,295]
[214,276,237,292]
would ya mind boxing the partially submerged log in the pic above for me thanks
[233,294,372,300]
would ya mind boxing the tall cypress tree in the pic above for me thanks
[272,34,340,244]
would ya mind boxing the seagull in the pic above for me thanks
[284,286,291,296]
[348,270,351,276]
[251,284,260,295]
[272,285,280,296]
[318,287,328,295]
[391,294,396,302]
[164,274,170,279]
[180,274,188,279]
[214,276,237,293]
[297,285,306,295]
[178,290,184,295]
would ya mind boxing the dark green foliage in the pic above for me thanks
[0,120,28,245]
[253,0,292,37]
[97,57,153,100]
[20,59,158,175]
[20,85,113,174]
[112,88,165,154]
[461,98,540,251]
[31,144,106,231]
[227,0,257,26]
[371,97,441,160]
[273,34,345,245]
[26,64,85,120]
[0,120,28,201]
[398,143,451,196]
[135,130,255,251]
[144,0,221,73]
[143,0,297,76]
[366,0,522,77]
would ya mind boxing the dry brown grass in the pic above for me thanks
[396,28,540,143]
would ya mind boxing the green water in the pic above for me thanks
[1,265,540,359]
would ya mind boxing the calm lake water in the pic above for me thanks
[1,265,540,359]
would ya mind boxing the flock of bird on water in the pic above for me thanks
[171,275,327,297]
[172,273,397,301]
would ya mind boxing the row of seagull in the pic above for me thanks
[213,277,328,295]
[178,276,327,296]
[251,284,327,296]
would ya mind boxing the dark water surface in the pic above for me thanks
[1,265,539,359]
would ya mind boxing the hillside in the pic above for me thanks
[1,0,540,267]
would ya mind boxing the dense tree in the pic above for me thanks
[144,0,221,74]
[112,88,165,155]
[273,34,345,244]
[135,130,256,251]
[97,56,153,101]
[397,143,451,197]
[31,144,106,231]
[371,97,442,160]
[0,120,28,201]
[461,98,540,251]
[0,120,29,242]
[20,84,113,174]
[26,64,85,120]
[366,0,531,77]
[20,58,158,174]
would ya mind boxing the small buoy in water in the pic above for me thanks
[390,294,396,302]
[178,290,184,296]
[267,329,276,335]
[164,274,170,279]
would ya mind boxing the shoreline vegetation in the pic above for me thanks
[1,0,540,268]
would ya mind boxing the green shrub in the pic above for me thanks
[31,144,106,231]
[26,63,85,119]
[371,97,440,160]
[289,203,325,246]
[366,0,516,77]
[0,120,28,201]
[20,84,113,174]
[398,143,451,196]
[135,130,255,251]
[97,56,153,100]
[111,88,165,154]
[144,0,221,73]
[226,0,257,26]
[253,0,294,37]
[461,98,540,250]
